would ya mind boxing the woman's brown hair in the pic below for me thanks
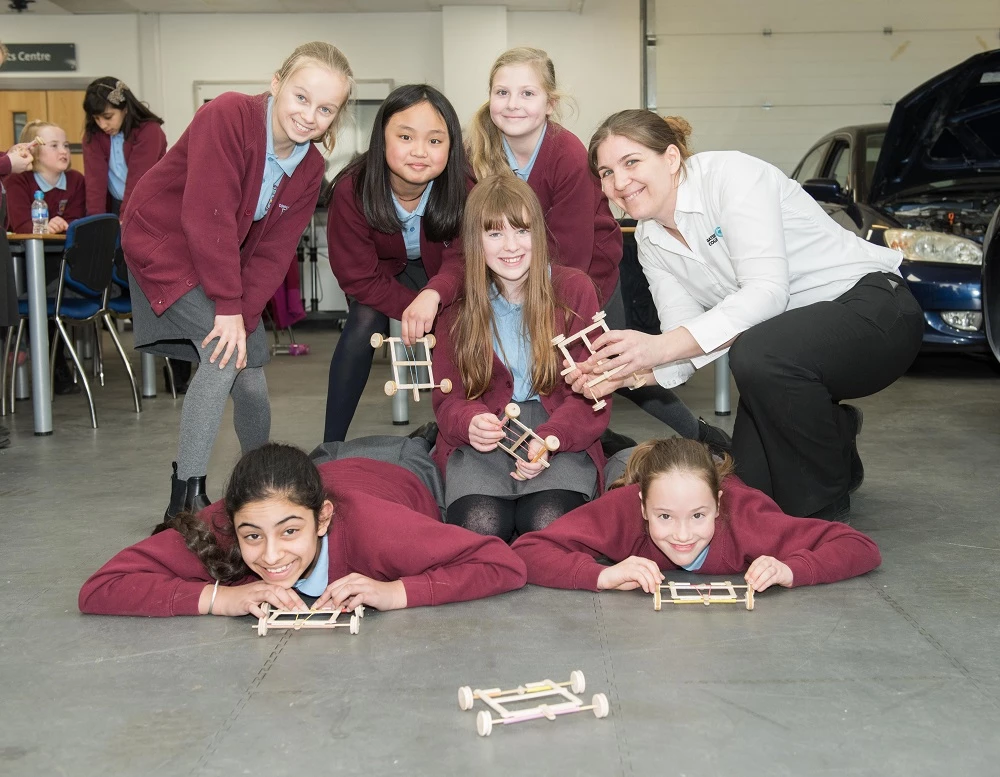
[588,109,693,179]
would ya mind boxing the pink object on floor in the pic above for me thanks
[287,343,310,356]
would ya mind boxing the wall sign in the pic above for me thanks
[1,44,77,72]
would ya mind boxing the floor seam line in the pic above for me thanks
[594,594,632,777]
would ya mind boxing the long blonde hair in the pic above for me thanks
[467,47,565,181]
[609,438,734,508]
[274,41,354,153]
[451,175,572,399]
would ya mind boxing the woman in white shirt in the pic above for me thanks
[571,109,922,520]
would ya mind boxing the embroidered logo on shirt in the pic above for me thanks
[706,226,723,246]
[58,199,68,216]
[277,203,289,214]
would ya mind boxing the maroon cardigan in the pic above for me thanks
[432,265,610,492]
[78,458,527,616]
[4,170,85,233]
[120,92,324,330]
[82,120,167,215]
[511,477,882,591]
[326,171,467,320]
[525,122,623,305]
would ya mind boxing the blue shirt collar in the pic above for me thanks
[34,172,67,193]
[392,179,434,224]
[502,123,547,181]
[293,534,329,597]
[266,95,310,176]
[681,544,710,572]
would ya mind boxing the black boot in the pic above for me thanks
[843,404,864,494]
[697,417,733,456]
[600,428,638,458]
[407,421,439,447]
[184,476,211,514]
[153,462,188,535]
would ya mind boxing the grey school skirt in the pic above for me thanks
[128,269,269,368]
[444,399,598,507]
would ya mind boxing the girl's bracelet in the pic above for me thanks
[207,579,220,615]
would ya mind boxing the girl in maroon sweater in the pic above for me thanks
[79,442,527,617]
[81,77,167,217]
[121,42,353,527]
[323,84,468,442]
[468,46,725,452]
[4,121,85,234]
[512,438,881,594]
[432,175,608,542]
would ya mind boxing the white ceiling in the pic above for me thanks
[3,0,585,14]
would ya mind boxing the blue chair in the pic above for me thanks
[8,215,141,428]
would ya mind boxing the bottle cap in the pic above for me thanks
[34,190,44,199]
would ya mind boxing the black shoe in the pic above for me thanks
[0,424,9,450]
[184,476,211,514]
[844,404,864,494]
[153,462,189,535]
[600,428,638,458]
[407,421,439,447]
[697,418,732,456]
[53,360,81,395]
[809,492,851,522]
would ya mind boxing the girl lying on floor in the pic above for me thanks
[80,443,526,617]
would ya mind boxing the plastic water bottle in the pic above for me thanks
[31,191,49,235]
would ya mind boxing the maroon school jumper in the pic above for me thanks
[120,92,323,331]
[523,122,622,305]
[326,171,468,319]
[82,120,167,215]
[511,477,882,591]
[431,265,609,491]
[78,458,527,616]
[4,170,85,233]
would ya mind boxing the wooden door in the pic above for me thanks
[0,90,48,150]
[46,91,87,173]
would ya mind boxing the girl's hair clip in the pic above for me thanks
[104,80,129,106]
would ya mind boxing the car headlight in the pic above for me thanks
[883,229,982,265]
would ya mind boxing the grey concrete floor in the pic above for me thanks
[1,329,998,777]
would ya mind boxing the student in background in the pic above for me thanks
[4,121,85,234]
[512,438,882,593]
[467,46,729,453]
[121,42,353,527]
[323,84,469,443]
[79,443,527,616]
[432,175,608,542]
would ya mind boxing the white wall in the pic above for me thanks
[654,0,1000,173]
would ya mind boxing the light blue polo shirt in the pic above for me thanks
[392,180,433,260]
[490,284,538,402]
[502,123,547,182]
[34,172,67,193]
[681,545,710,572]
[255,96,310,221]
[293,534,329,597]
[108,133,127,201]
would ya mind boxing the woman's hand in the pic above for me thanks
[583,329,667,379]
[597,556,665,593]
[511,438,548,481]
[400,289,440,345]
[313,574,407,612]
[202,314,247,370]
[47,216,69,234]
[469,413,505,452]
[204,581,308,618]
[744,556,794,592]
[564,358,653,400]
[6,144,33,174]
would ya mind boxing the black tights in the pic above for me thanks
[447,490,587,543]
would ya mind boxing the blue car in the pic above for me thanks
[792,50,999,352]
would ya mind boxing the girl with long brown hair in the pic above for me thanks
[431,175,608,542]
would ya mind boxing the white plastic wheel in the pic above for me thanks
[504,402,520,419]
[257,618,268,636]
[593,400,607,411]
[423,333,436,349]
[355,605,366,618]
[545,435,560,452]
[476,710,493,737]
[384,381,397,397]
[370,333,385,348]
[746,586,755,611]
[458,686,474,711]
[570,670,585,694]
[439,378,453,394]
[592,693,610,718]
[349,615,360,634]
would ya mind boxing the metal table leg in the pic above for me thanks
[714,353,731,416]
[141,352,158,398]
[24,238,52,435]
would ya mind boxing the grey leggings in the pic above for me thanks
[176,342,271,480]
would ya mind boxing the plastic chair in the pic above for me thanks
[6,215,141,428]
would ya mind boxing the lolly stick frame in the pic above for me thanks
[256,603,366,636]
[370,332,452,402]
[653,581,755,611]
[497,402,560,475]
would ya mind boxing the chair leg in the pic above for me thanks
[163,358,178,400]
[10,319,25,414]
[56,317,97,428]
[93,322,105,387]
[103,313,141,414]
[49,322,59,402]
